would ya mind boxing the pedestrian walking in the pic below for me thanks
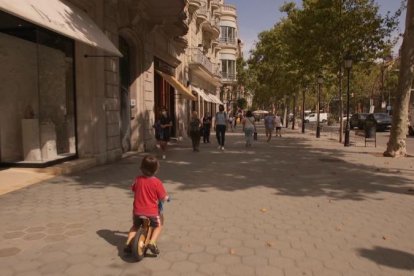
[124,155,169,255]
[202,112,212,143]
[189,111,202,152]
[154,108,172,159]
[264,112,276,142]
[214,104,228,150]
[242,110,256,147]
[228,115,234,132]
[275,113,282,137]
[234,113,238,129]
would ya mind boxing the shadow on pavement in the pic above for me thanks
[357,246,414,271]
[96,229,137,263]
[50,129,414,201]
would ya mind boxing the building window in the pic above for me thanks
[0,11,76,166]
[220,26,236,44]
[221,59,236,81]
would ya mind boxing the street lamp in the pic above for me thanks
[344,52,353,147]
[316,75,323,138]
[302,86,307,134]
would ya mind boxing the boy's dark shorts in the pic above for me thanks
[133,214,161,228]
[276,127,282,130]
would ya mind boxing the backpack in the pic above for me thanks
[189,119,200,132]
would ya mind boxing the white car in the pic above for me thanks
[304,113,328,123]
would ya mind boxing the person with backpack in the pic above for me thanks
[153,108,172,160]
[202,112,212,143]
[214,105,228,150]
[242,110,257,147]
[189,111,202,152]
[264,112,276,142]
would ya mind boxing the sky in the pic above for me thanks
[227,0,406,58]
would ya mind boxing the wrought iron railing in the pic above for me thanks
[222,4,236,13]
[219,37,237,44]
[221,71,237,81]
[188,48,213,73]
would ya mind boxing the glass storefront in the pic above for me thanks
[0,11,77,166]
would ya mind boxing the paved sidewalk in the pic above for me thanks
[1,126,414,276]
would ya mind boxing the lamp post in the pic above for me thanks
[344,52,353,147]
[316,75,323,138]
[302,87,306,133]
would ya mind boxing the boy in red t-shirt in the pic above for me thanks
[125,155,169,255]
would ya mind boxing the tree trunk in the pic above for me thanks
[338,68,343,143]
[292,93,297,130]
[283,96,289,128]
[384,0,414,157]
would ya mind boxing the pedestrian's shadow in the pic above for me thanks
[357,246,414,271]
[96,229,136,263]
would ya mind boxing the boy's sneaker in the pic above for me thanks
[147,243,160,255]
[221,146,224,150]
[162,155,166,160]
[217,146,221,150]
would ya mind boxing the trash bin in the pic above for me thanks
[364,117,376,138]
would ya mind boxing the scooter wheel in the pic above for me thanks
[131,228,147,262]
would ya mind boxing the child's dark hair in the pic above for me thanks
[140,155,159,176]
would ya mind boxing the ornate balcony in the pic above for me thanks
[211,0,221,10]
[202,14,220,39]
[188,0,202,14]
[189,48,213,72]
[219,37,237,49]
[221,4,237,17]
[188,48,220,85]
[213,63,222,78]
[196,1,208,25]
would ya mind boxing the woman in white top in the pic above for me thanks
[242,110,256,147]
[274,113,282,137]
[214,105,228,150]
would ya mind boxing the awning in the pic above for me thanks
[192,87,212,102]
[0,0,122,57]
[156,70,196,101]
[208,94,223,105]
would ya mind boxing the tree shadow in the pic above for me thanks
[96,229,136,263]
[357,246,414,271]
[46,131,414,202]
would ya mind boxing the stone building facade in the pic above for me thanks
[0,0,190,166]
[179,0,241,120]
[0,0,243,167]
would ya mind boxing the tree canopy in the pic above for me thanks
[245,0,402,110]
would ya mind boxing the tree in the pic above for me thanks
[384,0,413,157]
[237,98,247,109]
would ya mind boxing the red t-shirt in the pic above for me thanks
[131,176,167,216]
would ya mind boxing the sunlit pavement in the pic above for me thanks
[1,125,414,276]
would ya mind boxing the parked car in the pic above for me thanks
[304,112,328,123]
[366,113,392,131]
[349,113,369,129]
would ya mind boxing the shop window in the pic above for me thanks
[0,11,76,166]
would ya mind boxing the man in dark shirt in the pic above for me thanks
[202,112,212,143]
